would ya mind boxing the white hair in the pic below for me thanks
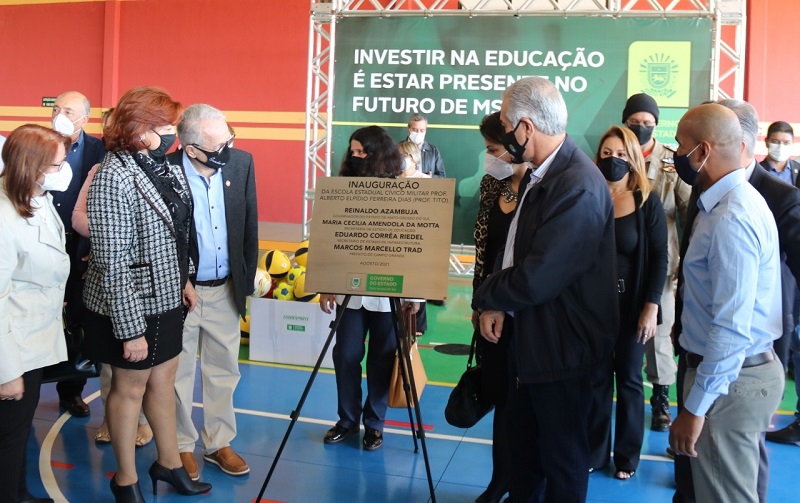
[503,77,567,136]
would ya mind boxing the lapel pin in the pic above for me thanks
[226,180,231,187]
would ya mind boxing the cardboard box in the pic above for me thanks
[249,297,336,368]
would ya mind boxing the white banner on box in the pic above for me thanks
[249,297,336,368]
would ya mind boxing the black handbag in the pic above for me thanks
[41,308,101,384]
[444,329,494,428]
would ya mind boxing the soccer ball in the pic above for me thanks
[293,240,309,267]
[259,249,291,280]
[253,268,271,297]
[286,265,306,284]
[273,281,295,301]
[293,272,319,302]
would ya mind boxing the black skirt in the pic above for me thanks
[83,306,184,369]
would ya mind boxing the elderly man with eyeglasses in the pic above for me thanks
[168,104,258,481]
[621,92,691,432]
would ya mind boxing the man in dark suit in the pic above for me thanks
[671,99,800,502]
[169,104,258,481]
[51,90,106,417]
[472,77,618,503]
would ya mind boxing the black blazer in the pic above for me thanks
[472,136,619,383]
[169,149,259,318]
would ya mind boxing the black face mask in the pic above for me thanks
[193,144,231,169]
[503,122,529,164]
[348,156,365,174]
[597,156,630,182]
[149,132,176,159]
[627,124,655,146]
[673,144,703,186]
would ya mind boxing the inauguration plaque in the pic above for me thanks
[305,176,455,300]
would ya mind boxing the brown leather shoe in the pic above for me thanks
[203,446,250,476]
[179,452,199,481]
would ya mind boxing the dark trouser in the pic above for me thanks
[0,368,43,503]
[673,351,770,503]
[57,232,87,401]
[507,362,592,502]
[415,302,428,334]
[478,322,512,492]
[588,332,647,471]
[332,307,398,432]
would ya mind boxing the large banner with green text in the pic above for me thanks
[332,16,712,244]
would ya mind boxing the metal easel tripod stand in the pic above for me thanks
[254,294,436,502]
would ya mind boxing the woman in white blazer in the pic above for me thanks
[319,126,421,452]
[0,125,71,503]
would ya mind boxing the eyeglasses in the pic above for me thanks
[626,120,656,128]
[192,134,235,155]
[45,160,68,173]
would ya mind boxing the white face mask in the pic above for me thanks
[38,161,74,192]
[409,131,425,145]
[483,151,514,180]
[769,143,792,163]
[403,157,414,172]
[52,113,85,137]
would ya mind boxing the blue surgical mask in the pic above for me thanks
[673,143,706,186]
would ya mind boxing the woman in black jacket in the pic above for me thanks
[588,125,668,479]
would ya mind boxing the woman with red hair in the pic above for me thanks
[0,124,71,503]
[83,87,210,502]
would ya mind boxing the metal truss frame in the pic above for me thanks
[304,0,746,275]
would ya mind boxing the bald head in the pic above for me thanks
[53,91,91,140]
[680,104,743,163]
[676,104,744,189]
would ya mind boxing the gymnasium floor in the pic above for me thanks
[26,279,800,502]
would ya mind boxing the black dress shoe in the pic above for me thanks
[324,424,357,444]
[766,421,800,445]
[475,480,508,503]
[59,396,90,417]
[363,428,383,451]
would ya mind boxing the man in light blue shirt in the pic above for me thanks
[669,104,785,502]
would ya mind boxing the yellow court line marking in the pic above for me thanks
[39,390,101,503]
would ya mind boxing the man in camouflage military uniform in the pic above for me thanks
[622,93,691,431]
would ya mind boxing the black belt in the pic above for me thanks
[685,349,776,370]
[195,276,228,287]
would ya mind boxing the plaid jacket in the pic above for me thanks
[83,151,193,340]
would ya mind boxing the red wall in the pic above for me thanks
[0,0,309,225]
[746,0,800,128]
[0,0,796,225]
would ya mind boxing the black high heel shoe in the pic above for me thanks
[110,475,145,503]
[148,461,212,495]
